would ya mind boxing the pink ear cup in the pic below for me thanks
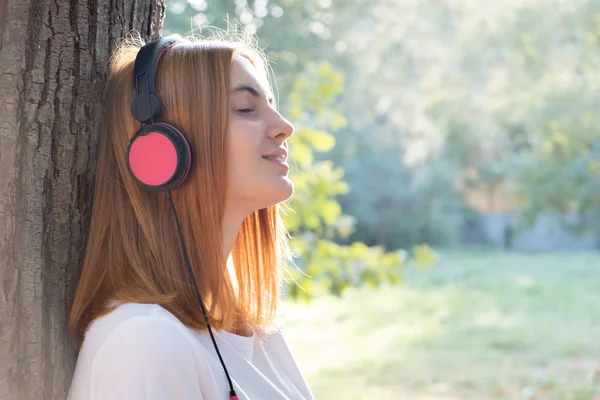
[128,131,178,186]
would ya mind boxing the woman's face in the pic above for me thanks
[226,55,294,214]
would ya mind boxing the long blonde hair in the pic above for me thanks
[69,34,290,349]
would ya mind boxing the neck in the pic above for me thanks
[221,206,248,260]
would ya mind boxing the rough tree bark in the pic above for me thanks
[0,1,165,398]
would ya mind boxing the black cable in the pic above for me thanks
[165,191,238,400]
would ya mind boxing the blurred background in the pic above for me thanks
[164,1,600,399]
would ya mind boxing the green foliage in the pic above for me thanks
[331,0,600,239]
[281,62,437,300]
[480,1,600,233]
[283,61,348,235]
[338,135,465,249]
[285,240,438,302]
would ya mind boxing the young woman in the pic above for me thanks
[67,33,314,400]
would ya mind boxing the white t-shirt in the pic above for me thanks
[67,302,314,400]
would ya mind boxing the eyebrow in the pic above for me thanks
[231,84,274,105]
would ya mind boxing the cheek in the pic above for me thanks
[227,119,262,175]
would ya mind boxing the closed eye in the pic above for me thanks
[237,108,255,113]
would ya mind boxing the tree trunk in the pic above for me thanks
[0,1,164,398]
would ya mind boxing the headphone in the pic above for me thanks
[128,35,191,192]
[128,36,239,400]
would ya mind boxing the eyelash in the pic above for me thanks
[237,108,255,114]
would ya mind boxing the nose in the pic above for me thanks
[268,111,294,142]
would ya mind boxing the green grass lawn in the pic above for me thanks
[282,250,600,400]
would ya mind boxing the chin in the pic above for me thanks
[260,178,295,208]
[235,176,295,212]
[272,178,295,204]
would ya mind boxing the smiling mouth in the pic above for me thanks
[262,155,289,171]
[262,155,287,162]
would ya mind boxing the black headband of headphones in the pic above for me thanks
[130,35,181,124]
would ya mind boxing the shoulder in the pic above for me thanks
[79,303,203,367]
[81,304,167,346]
[95,314,196,367]
[84,303,199,366]
[77,304,217,399]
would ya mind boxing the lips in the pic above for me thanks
[262,148,288,163]
[263,155,286,162]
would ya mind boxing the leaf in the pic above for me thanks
[290,139,314,165]
[321,200,342,225]
[412,244,439,270]
[303,128,336,152]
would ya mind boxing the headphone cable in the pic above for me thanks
[165,190,238,400]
